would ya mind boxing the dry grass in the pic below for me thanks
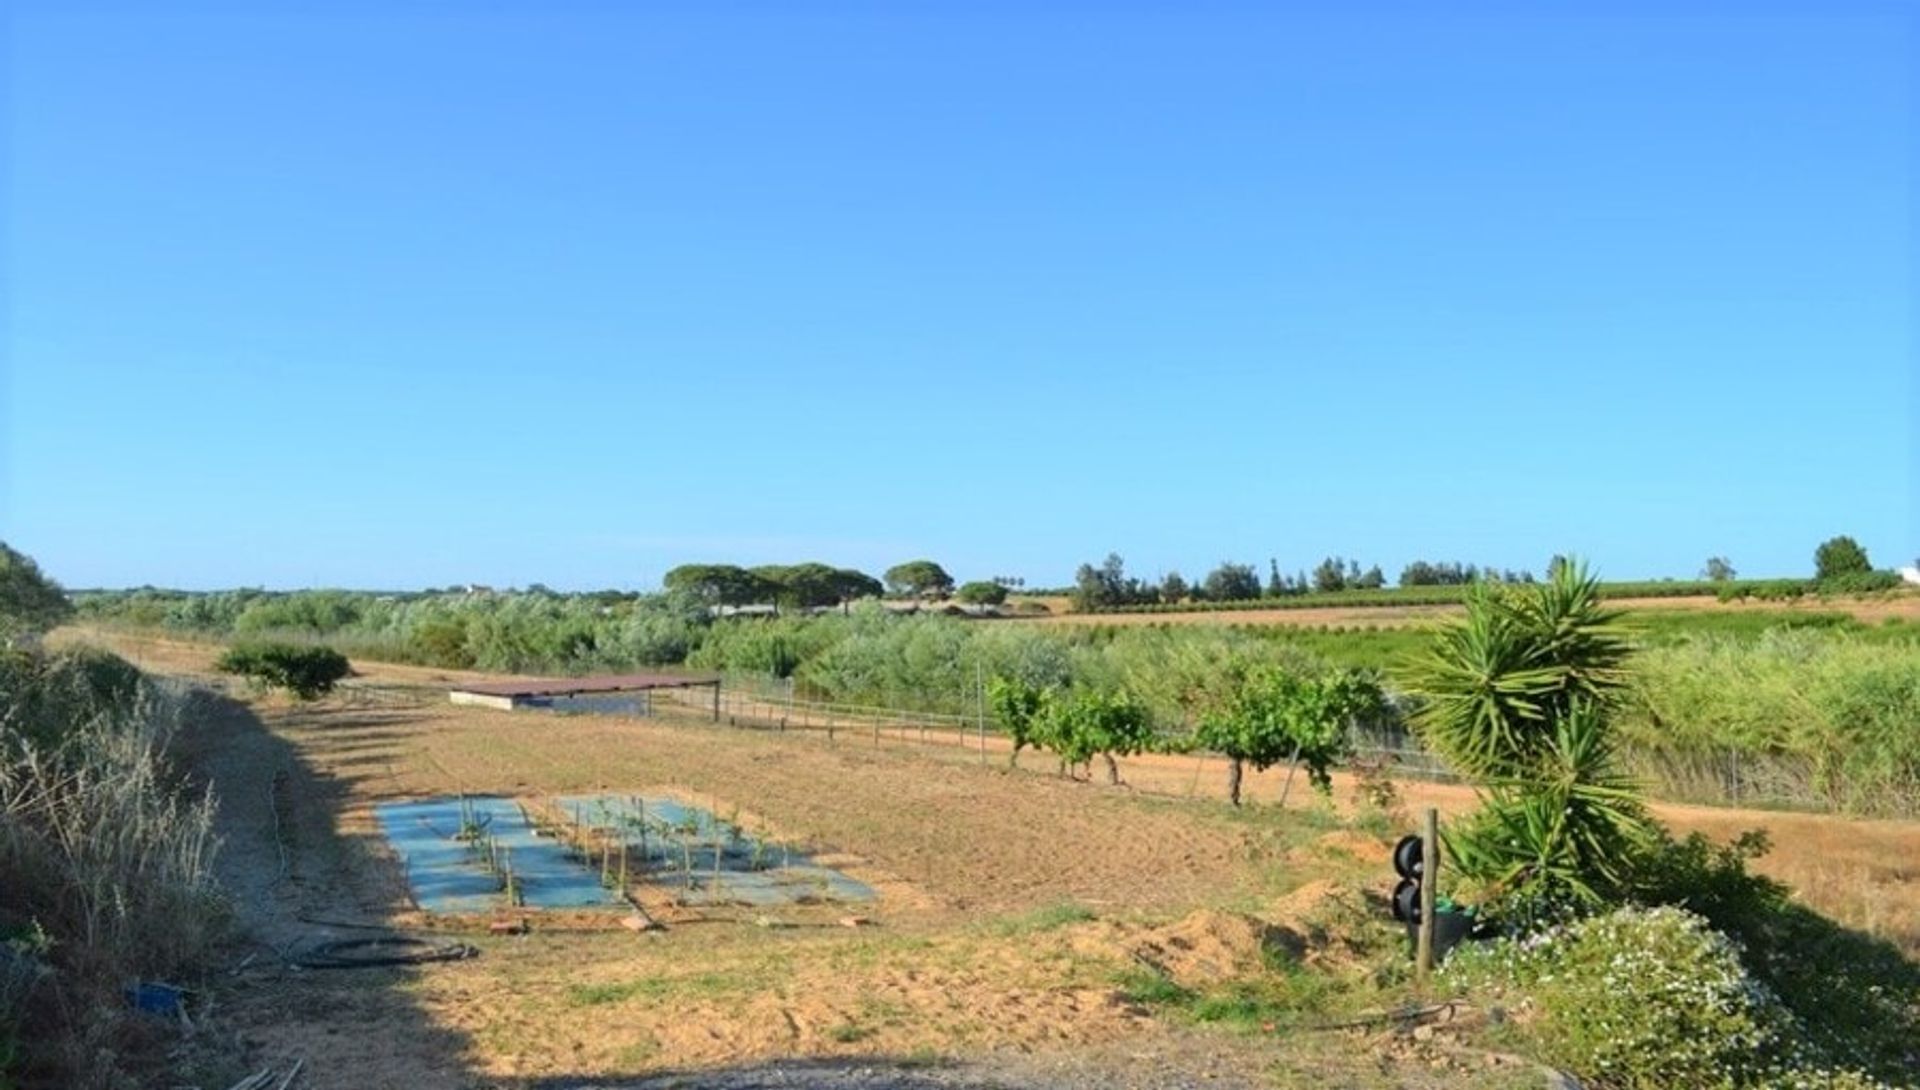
[0,651,226,1088]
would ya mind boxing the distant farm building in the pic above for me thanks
[1900,565,1920,586]
[448,674,721,720]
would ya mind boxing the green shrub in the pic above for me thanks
[1446,906,1893,1090]
[1628,829,1919,1081]
[216,642,351,699]
[1817,571,1901,595]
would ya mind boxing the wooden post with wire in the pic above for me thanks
[1416,806,1438,981]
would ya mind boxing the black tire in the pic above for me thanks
[1393,834,1423,879]
[1392,877,1421,923]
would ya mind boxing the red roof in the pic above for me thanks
[450,673,720,698]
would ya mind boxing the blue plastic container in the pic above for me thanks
[126,981,186,1016]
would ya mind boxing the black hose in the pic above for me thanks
[292,936,478,970]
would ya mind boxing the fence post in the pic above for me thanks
[1417,807,1438,983]
[975,662,987,765]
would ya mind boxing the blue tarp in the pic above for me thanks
[375,794,873,914]
[558,795,875,907]
[375,796,625,913]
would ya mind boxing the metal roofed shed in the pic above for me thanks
[449,673,721,720]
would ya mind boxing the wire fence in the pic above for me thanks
[655,686,990,751]
[193,674,439,710]
[645,685,1913,818]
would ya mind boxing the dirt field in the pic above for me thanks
[71,626,1920,959]
[55,628,1920,1088]
[168,685,1498,1089]
[1017,592,1920,628]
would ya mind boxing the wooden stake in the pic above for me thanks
[1416,806,1438,982]
[1277,742,1303,807]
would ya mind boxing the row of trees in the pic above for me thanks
[1070,552,1540,611]
[1399,560,1534,587]
[662,559,996,611]
[663,563,882,611]
[988,658,1385,804]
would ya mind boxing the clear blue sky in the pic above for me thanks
[3,2,1914,591]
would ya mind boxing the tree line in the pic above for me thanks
[662,559,1013,612]
[1068,552,1545,611]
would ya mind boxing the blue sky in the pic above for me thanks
[3,2,1914,591]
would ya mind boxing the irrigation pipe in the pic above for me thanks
[295,913,412,932]
[1297,1001,1460,1033]
[291,936,478,970]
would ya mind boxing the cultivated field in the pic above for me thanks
[66,629,1920,1088]
[1018,592,1920,628]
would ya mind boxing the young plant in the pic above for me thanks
[987,676,1052,768]
[1039,688,1157,784]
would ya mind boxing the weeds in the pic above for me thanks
[0,649,226,1086]
[982,902,1097,937]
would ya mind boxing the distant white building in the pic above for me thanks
[1900,565,1920,586]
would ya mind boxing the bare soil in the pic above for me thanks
[58,628,1920,1089]
[137,669,1461,1087]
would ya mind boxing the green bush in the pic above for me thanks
[1446,906,1894,1090]
[216,642,351,699]
[1818,570,1901,595]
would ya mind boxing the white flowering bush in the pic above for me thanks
[1445,906,1904,1090]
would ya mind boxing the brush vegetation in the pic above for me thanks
[72,583,1920,814]
[0,647,225,1088]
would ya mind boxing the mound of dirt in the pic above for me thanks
[1128,909,1287,988]
[1265,880,1376,967]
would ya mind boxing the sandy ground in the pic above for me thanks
[53,628,1920,1089]
[74,625,1920,957]
[112,648,1485,1087]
